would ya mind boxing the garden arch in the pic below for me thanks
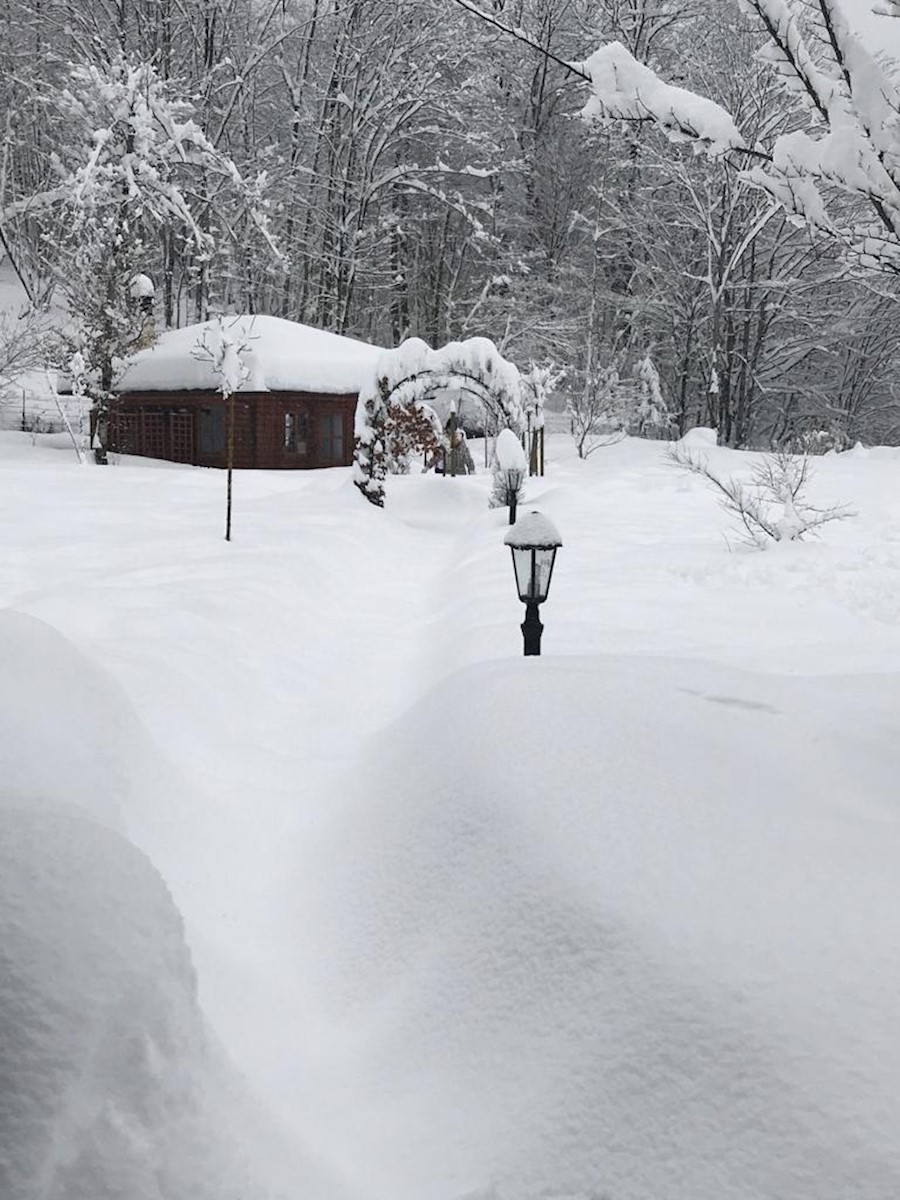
[353,337,525,506]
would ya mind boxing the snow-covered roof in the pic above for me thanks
[504,510,563,548]
[116,315,382,395]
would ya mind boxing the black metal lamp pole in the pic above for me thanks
[504,509,562,659]
[521,600,543,655]
[507,467,523,525]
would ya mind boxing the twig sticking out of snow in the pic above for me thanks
[670,444,854,546]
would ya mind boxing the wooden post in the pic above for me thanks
[446,410,458,477]
[225,393,235,541]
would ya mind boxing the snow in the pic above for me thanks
[116,315,382,395]
[576,41,746,156]
[0,610,331,1200]
[292,656,900,1200]
[503,508,562,548]
[679,425,719,450]
[129,273,155,299]
[493,426,527,472]
[4,429,900,1198]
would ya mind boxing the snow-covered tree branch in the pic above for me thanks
[577,1,900,274]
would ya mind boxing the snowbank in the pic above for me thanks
[116,315,382,395]
[0,797,292,1200]
[678,425,719,450]
[290,656,900,1200]
[0,610,341,1200]
[0,610,155,825]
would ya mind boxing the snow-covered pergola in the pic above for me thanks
[354,336,525,506]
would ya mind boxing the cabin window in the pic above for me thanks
[284,411,309,453]
[318,412,345,463]
[199,406,225,454]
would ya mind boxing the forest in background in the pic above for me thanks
[1,0,899,447]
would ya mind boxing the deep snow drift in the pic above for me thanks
[3,429,900,1199]
[0,610,339,1200]
[290,656,900,1200]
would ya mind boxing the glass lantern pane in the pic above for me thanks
[512,547,534,600]
[533,547,556,601]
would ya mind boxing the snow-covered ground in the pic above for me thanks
[3,429,900,1199]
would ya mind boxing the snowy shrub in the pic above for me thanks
[671,445,853,547]
[788,428,852,457]
[568,353,672,456]
[489,427,527,512]
[384,400,445,474]
[567,364,631,458]
[445,425,477,476]
[632,354,673,439]
[520,362,561,432]
[0,312,56,397]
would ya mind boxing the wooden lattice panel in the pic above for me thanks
[141,411,166,459]
[169,411,194,463]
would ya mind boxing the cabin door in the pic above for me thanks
[318,411,345,465]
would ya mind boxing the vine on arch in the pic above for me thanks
[354,337,525,506]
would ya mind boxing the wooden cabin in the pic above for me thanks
[108,315,381,469]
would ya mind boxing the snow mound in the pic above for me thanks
[116,315,382,395]
[0,610,163,825]
[290,656,900,1200]
[0,799,280,1200]
[0,611,342,1200]
[678,426,719,449]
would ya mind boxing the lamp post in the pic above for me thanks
[503,510,563,656]
[505,467,525,525]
